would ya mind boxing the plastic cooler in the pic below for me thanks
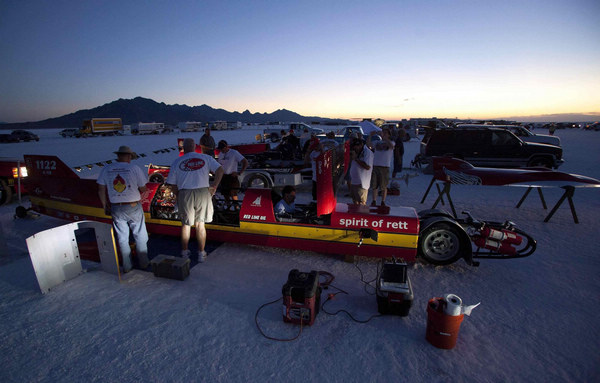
[425,297,464,349]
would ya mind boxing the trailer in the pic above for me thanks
[132,122,165,135]
[80,118,123,136]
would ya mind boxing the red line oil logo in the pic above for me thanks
[180,158,205,171]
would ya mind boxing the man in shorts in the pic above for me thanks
[368,128,395,206]
[216,140,248,210]
[166,138,223,262]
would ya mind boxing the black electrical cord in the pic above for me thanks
[255,297,304,342]
[321,285,383,323]
[353,260,379,295]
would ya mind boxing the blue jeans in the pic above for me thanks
[111,202,149,271]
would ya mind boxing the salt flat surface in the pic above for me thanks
[0,128,599,382]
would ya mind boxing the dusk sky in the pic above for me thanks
[1,0,599,123]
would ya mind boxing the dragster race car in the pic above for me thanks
[21,150,536,266]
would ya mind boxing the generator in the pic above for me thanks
[282,269,322,325]
[376,259,413,316]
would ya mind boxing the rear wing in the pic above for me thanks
[24,155,80,178]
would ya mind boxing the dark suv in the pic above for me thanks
[11,130,39,142]
[420,127,563,169]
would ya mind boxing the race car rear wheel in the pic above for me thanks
[245,173,271,189]
[0,179,13,206]
[418,222,462,265]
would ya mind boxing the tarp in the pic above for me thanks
[359,121,382,135]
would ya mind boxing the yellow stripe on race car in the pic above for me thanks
[30,197,418,249]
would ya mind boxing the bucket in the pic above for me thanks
[426,297,464,349]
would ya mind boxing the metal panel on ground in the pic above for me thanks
[26,221,118,294]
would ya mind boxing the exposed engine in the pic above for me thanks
[151,184,179,220]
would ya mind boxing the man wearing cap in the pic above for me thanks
[216,140,248,210]
[166,138,223,262]
[97,146,149,273]
[349,138,374,205]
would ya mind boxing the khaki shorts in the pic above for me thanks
[350,184,368,205]
[178,188,213,225]
[370,166,390,190]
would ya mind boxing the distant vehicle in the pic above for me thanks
[178,121,203,132]
[59,128,81,138]
[457,124,561,146]
[10,130,39,142]
[420,126,563,169]
[262,123,323,142]
[0,134,20,143]
[0,157,27,205]
[80,118,123,136]
[132,122,165,135]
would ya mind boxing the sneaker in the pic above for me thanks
[181,249,191,259]
[370,201,377,207]
[198,251,207,263]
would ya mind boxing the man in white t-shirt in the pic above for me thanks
[97,145,149,272]
[349,138,374,205]
[217,140,248,210]
[166,138,223,262]
[368,128,395,207]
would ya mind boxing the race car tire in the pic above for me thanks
[245,173,271,189]
[0,179,13,206]
[418,222,462,265]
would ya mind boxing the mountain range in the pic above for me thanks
[1,97,598,129]
[0,97,349,129]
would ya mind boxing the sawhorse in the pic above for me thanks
[516,185,579,223]
[420,177,457,218]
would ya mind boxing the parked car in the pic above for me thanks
[10,129,39,142]
[420,126,563,169]
[0,134,20,143]
[60,128,81,138]
[457,124,561,146]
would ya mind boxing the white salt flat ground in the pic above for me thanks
[0,127,598,382]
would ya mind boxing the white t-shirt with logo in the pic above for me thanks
[372,140,395,167]
[217,148,245,175]
[166,152,222,189]
[97,162,147,203]
[350,145,374,189]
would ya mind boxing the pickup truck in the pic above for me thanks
[0,157,27,205]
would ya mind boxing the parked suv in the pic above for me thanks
[11,129,39,142]
[420,127,563,169]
